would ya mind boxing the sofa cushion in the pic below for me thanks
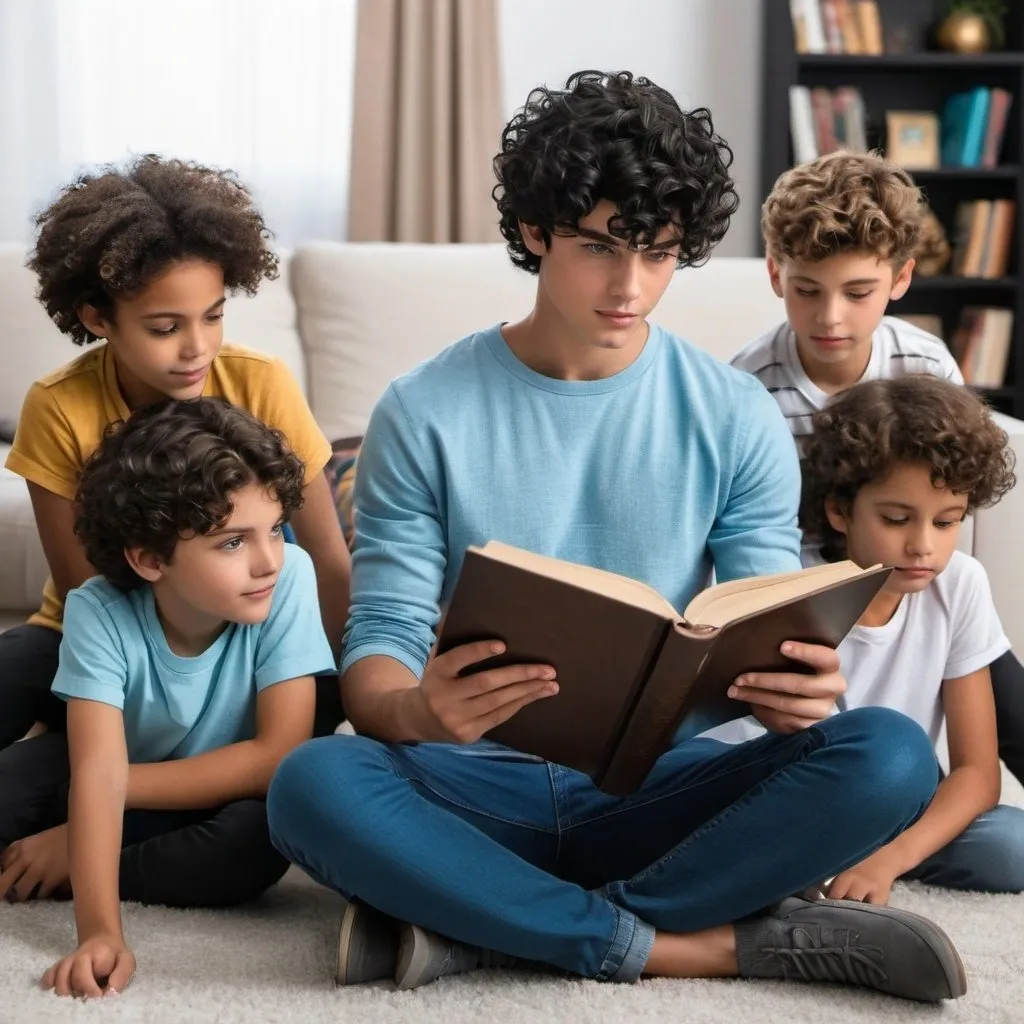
[222,252,308,394]
[291,243,537,438]
[0,245,81,427]
[0,447,49,613]
[289,244,786,437]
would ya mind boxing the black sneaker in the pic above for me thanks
[735,895,966,1002]
[394,923,517,991]
[335,900,400,986]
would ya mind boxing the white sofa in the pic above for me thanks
[3,241,1024,651]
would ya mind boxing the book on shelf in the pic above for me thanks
[942,88,1011,168]
[789,0,882,55]
[952,308,1013,387]
[789,85,818,163]
[437,541,891,795]
[982,89,1013,169]
[820,0,845,53]
[950,199,1015,279]
[789,85,867,162]
[894,314,944,340]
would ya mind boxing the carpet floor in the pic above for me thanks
[2,769,1022,1024]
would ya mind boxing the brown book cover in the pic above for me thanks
[835,0,864,53]
[855,0,883,55]
[438,542,891,795]
[981,89,1013,169]
[982,200,1015,279]
[960,201,993,278]
[811,88,837,154]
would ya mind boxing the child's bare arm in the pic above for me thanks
[26,483,96,599]
[289,471,351,661]
[124,676,315,811]
[830,666,1000,903]
[41,698,134,998]
[884,667,1001,864]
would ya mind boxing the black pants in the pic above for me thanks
[0,625,66,749]
[0,732,289,907]
[0,623,346,751]
[991,649,1024,784]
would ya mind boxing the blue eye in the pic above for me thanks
[583,243,615,255]
[220,536,244,551]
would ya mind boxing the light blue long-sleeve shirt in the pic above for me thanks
[342,323,801,678]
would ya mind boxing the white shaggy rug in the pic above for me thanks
[2,768,1023,1024]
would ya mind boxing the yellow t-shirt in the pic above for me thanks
[5,343,332,631]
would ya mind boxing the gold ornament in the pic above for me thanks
[914,207,951,278]
[936,12,992,53]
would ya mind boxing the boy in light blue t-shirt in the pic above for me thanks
[0,397,335,998]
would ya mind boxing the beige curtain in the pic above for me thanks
[347,0,503,243]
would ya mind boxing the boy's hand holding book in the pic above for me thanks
[733,640,847,733]
[437,542,889,793]
[410,639,559,744]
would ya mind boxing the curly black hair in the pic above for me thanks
[75,397,305,592]
[493,70,738,274]
[29,154,278,345]
[801,377,1016,562]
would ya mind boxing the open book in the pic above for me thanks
[437,542,891,795]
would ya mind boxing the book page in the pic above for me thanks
[475,542,880,631]
[475,542,679,619]
[683,560,877,628]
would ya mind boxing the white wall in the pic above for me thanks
[498,0,763,257]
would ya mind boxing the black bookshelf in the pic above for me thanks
[762,0,1024,417]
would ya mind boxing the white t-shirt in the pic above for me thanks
[704,551,1009,754]
[729,316,963,454]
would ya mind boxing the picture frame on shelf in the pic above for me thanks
[886,111,941,169]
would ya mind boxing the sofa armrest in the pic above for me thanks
[972,411,1024,652]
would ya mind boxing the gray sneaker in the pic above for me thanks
[394,923,517,991]
[335,900,400,986]
[735,895,967,1002]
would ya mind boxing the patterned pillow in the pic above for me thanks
[325,436,361,548]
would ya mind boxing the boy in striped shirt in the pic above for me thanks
[731,151,960,457]
[731,149,1024,788]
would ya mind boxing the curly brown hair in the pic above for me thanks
[29,154,278,345]
[493,70,738,274]
[762,151,923,266]
[75,398,305,592]
[801,377,1016,561]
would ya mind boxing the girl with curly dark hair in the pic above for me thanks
[727,376,1024,900]
[267,73,965,1003]
[1,155,350,751]
[0,399,336,996]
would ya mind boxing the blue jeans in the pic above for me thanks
[905,804,1024,893]
[267,706,937,981]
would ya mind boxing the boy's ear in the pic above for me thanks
[888,258,915,301]
[519,221,549,259]
[124,547,167,584]
[78,304,111,341]
[824,497,850,537]
[766,256,784,298]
